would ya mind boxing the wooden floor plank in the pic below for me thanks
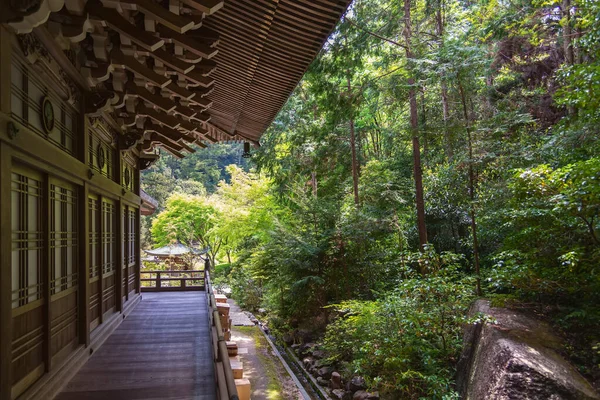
[55,292,215,400]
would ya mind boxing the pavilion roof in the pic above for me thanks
[145,243,208,257]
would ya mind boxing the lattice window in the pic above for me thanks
[89,196,100,280]
[128,209,137,266]
[50,181,78,295]
[102,200,116,276]
[10,56,78,155]
[11,168,44,309]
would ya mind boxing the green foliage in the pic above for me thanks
[324,250,475,398]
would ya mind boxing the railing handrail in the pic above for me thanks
[140,270,205,273]
[140,270,206,291]
[206,271,239,400]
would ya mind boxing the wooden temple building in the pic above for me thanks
[0,0,350,399]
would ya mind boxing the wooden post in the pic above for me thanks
[0,27,13,399]
[98,195,104,324]
[44,174,52,372]
[157,272,161,289]
[79,184,90,346]
[115,199,123,312]
[135,207,141,294]
[0,144,13,400]
[79,114,91,346]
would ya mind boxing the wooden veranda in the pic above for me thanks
[56,291,216,400]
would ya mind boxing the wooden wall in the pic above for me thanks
[0,28,143,400]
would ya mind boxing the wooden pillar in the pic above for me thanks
[0,144,13,400]
[135,207,141,294]
[115,199,123,312]
[79,115,90,346]
[0,25,13,399]
[98,194,104,324]
[44,174,52,372]
[79,184,90,346]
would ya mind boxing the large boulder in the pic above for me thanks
[457,300,599,400]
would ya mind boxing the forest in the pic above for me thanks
[142,0,600,397]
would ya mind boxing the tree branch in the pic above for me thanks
[345,17,408,50]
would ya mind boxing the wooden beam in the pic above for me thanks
[137,105,181,129]
[180,0,224,15]
[185,70,215,88]
[111,51,170,88]
[164,82,196,100]
[175,105,197,118]
[88,3,164,51]
[157,25,218,59]
[121,0,195,33]
[124,83,176,113]
[150,48,195,74]
[177,141,197,153]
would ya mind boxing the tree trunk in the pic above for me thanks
[562,0,574,66]
[347,74,360,206]
[459,83,482,296]
[403,0,427,250]
[437,6,453,159]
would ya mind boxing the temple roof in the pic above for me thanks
[5,0,351,158]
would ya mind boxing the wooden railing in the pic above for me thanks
[206,271,239,400]
[140,270,206,291]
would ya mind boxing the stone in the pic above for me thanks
[317,377,329,386]
[331,389,345,400]
[457,300,600,400]
[331,371,342,389]
[302,357,315,369]
[312,349,326,359]
[300,342,316,357]
[367,392,379,400]
[349,376,367,392]
[282,332,294,345]
[318,366,334,379]
[353,390,369,400]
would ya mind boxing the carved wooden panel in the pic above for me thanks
[49,290,78,361]
[10,55,79,155]
[88,128,115,181]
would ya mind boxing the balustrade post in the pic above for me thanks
[157,272,161,289]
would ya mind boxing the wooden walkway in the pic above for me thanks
[56,292,216,400]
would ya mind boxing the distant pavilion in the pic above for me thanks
[144,242,208,269]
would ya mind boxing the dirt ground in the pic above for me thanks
[231,326,303,400]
